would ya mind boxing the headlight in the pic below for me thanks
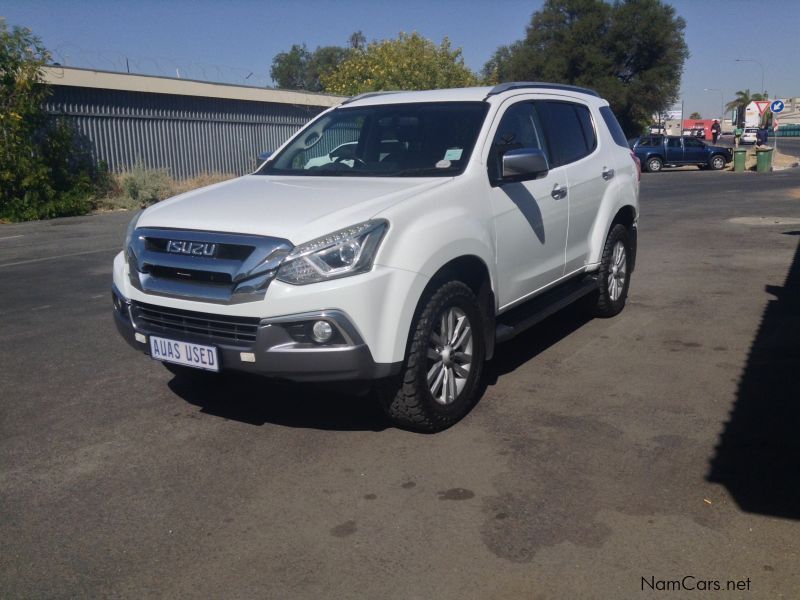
[276,220,388,285]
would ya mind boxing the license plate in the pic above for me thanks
[149,336,219,372]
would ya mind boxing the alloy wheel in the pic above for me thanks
[608,240,627,301]
[426,307,473,405]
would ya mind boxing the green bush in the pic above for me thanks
[0,19,103,222]
[119,163,174,206]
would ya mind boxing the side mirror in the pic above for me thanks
[500,148,549,184]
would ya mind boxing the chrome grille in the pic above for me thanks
[128,228,293,304]
[132,301,259,346]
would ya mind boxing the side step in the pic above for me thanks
[495,275,598,344]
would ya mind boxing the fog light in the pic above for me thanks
[134,333,147,344]
[311,320,334,343]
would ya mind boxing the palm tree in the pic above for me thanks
[726,89,767,126]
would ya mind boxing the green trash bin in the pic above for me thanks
[756,148,773,173]
[733,148,747,172]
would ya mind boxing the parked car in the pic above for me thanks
[691,128,705,140]
[113,82,640,431]
[631,135,732,172]
[741,127,759,145]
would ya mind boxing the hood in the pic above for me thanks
[138,175,451,243]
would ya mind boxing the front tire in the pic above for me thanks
[378,281,486,432]
[587,224,632,318]
[709,154,726,170]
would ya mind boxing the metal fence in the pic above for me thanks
[44,85,328,179]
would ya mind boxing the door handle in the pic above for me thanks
[551,183,568,200]
[602,167,615,180]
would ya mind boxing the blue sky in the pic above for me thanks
[3,0,799,119]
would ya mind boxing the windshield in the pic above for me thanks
[258,102,488,177]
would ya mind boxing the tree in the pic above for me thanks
[270,32,365,92]
[269,44,312,90]
[689,112,702,119]
[1,19,96,221]
[483,0,689,135]
[321,32,479,96]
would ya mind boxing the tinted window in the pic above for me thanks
[601,106,632,148]
[667,138,682,148]
[537,101,595,167]
[637,136,662,147]
[576,105,597,152]
[488,102,549,180]
[684,137,704,147]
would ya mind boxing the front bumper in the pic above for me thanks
[112,285,401,382]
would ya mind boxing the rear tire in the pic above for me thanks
[586,224,632,318]
[377,281,485,432]
[646,157,663,172]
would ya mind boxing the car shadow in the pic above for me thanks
[168,372,389,431]
[486,304,593,382]
[168,303,594,431]
[707,235,800,519]
[502,183,546,243]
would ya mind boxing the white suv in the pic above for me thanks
[112,82,640,431]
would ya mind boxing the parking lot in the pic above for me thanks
[2,168,799,598]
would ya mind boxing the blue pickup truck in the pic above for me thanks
[631,135,733,172]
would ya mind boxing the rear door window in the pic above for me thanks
[537,101,596,167]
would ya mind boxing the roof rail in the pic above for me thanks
[340,90,401,105]
[486,82,600,98]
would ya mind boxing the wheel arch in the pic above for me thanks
[414,255,497,361]
[586,195,638,273]
[645,153,664,169]
[610,205,638,272]
[709,153,728,168]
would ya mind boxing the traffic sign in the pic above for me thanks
[771,100,785,113]
[755,100,770,115]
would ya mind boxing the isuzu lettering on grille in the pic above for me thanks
[166,240,218,257]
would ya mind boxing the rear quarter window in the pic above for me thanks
[600,106,630,149]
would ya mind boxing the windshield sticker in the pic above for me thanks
[435,160,452,169]
[444,148,463,161]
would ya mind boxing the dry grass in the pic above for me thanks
[94,168,236,211]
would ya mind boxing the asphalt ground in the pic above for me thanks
[2,167,800,598]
